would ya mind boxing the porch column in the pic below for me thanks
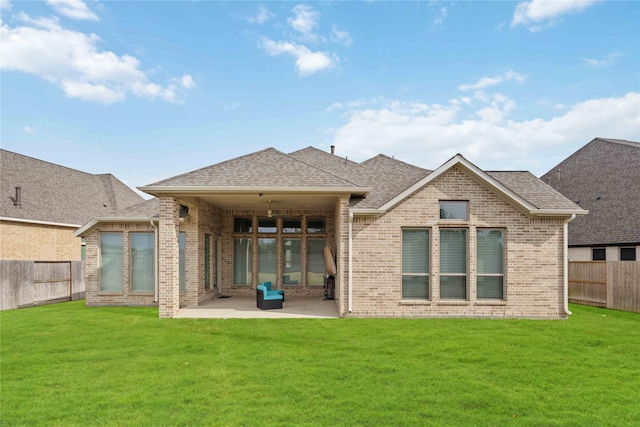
[159,197,180,318]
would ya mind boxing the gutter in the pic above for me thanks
[150,220,159,303]
[348,212,353,313]
[1,216,81,228]
[563,214,577,316]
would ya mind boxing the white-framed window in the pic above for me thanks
[477,229,504,300]
[402,228,430,299]
[439,201,468,220]
[131,232,154,292]
[100,232,123,291]
[233,238,252,285]
[440,229,467,299]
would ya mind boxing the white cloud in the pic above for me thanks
[224,101,239,111]
[1,0,12,11]
[331,25,352,46]
[247,6,275,24]
[288,4,320,41]
[458,71,527,92]
[23,126,35,133]
[260,37,335,76]
[433,7,447,25]
[46,0,99,21]
[511,0,599,32]
[331,92,640,174]
[1,13,194,104]
[581,52,621,68]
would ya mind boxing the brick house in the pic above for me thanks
[541,138,640,262]
[1,150,144,261]
[75,147,586,318]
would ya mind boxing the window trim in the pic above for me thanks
[99,232,124,292]
[592,247,606,261]
[476,228,505,300]
[401,228,430,300]
[620,247,637,261]
[439,200,469,221]
[439,228,468,300]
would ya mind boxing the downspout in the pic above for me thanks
[563,214,576,316]
[348,212,353,313]
[150,220,159,303]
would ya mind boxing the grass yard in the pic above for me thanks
[1,302,639,426]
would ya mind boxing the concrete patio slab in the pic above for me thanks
[174,296,340,319]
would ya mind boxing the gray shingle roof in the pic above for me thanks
[145,147,364,189]
[541,138,640,246]
[103,145,582,221]
[1,150,144,226]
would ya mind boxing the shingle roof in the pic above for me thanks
[145,147,364,189]
[104,145,582,221]
[486,171,580,211]
[541,138,640,246]
[1,150,144,226]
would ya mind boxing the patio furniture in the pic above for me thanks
[261,281,285,301]
[256,284,283,310]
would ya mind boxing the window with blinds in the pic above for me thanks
[402,229,430,299]
[477,229,504,299]
[440,229,467,299]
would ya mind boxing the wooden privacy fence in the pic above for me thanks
[0,260,85,311]
[569,261,640,313]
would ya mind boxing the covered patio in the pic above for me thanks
[175,295,340,319]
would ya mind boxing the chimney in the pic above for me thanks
[14,187,22,207]
[330,145,335,155]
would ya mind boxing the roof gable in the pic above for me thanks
[354,154,585,217]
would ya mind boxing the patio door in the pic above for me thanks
[258,238,277,284]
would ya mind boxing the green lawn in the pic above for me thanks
[1,302,639,426]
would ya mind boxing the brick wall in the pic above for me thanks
[1,220,81,261]
[347,166,567,319]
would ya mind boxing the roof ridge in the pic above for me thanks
[361,153,431,173]
[284,150,365,187]
[595,137,640,148]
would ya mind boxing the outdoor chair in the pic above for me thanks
[261,281,285,301]
[256,284,283,310]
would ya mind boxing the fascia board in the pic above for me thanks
[1,216,82,228]
[138,186,371,195]
[74,217,159,237]
[531,209,589,217]
[350,209,385,217]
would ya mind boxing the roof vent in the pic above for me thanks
[330,145,335,155]
[13,187,22,207]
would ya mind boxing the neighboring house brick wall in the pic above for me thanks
[0,220,81,261]
[348,166,565,319]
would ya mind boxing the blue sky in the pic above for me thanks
[2,0,639,196]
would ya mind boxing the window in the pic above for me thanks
[283,218,302,233]
[282,239,301,285]
[477,229,504,299]
[258,218,277,233]
[439,201,468,220]
[204,234,211,289]
[179,233,185,292]
[307,218,326,234]
[100,233,123,291]
[234,218,252,233]
[307,238,326,286]
[233,238,252,285]
[592,248,606,261]
[131,233,154,292]
[440,229,467,299]
[620,247,636,261]
[402,229,429,299]
[258,238,277,284]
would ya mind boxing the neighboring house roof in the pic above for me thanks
[1,149,144,227]
[76,146,585,236]
[541,137,640,246]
